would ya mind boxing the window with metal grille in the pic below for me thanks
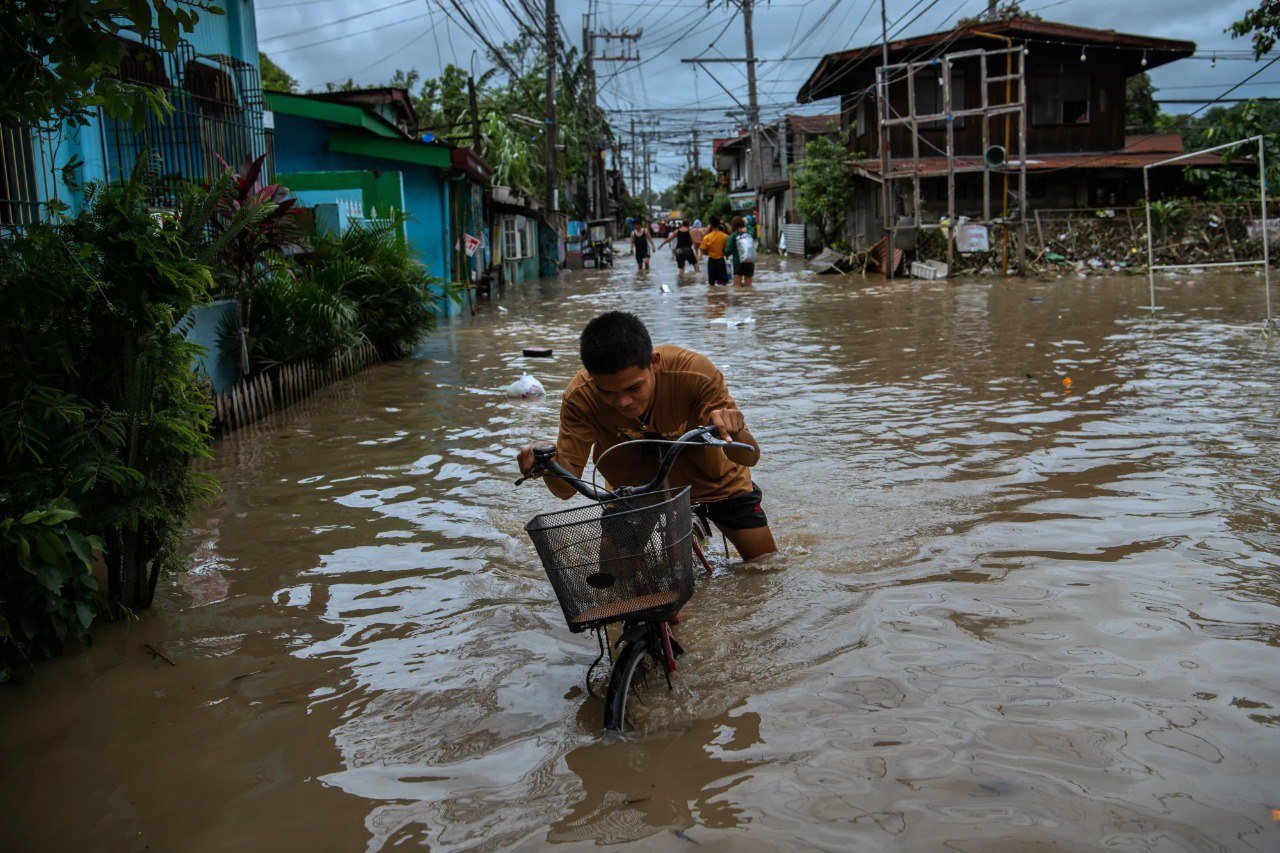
[104,34,268,208]
[0,123,57,227]
[503,217,519,259]
[518,216,535,258]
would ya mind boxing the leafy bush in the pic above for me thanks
[246,267,363,366]
[310,219,454,358]
[240,218,453,370]
[209,154,301,374]
[0,164,244,667]
[0,499,105,682]
[793,135,863,245]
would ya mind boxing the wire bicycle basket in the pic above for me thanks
[525,487,695,632]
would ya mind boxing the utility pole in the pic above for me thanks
[879,0,893,279]
[589,23,641,220]
[630,116,638,206]
[583,13,596,219]
[545,0,558,213]
[693,127,702,208]
[643,130,652,209]
[468,74,481,151]
[684,1,762,216]
[742,0,763,217]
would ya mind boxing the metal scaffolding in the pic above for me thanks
[1143,135,1275,334]
[876,45,1027,277]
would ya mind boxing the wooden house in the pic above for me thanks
[796,18,1229,251]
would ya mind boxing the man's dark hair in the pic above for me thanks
[579,311,653,375]
[709,215,722,228]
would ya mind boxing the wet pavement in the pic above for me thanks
[2,249,1279,851]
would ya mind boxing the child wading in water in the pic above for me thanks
[727,216,757,286]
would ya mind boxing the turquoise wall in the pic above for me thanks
[271,112,453,280]
[36,2,263,214]
[182,298,239,394]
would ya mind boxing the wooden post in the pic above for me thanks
[945,58,955,275]
[1017,47,1028,274]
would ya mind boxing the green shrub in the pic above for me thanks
[313,219,454,358]
[0,164,242,668]
[243,218,454,369]
[0,499,105,682]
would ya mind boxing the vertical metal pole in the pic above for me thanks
[879,0,893,279]
[630,116,637,204]
[545,0,558,213]
[945,59,955,275]
[743,0,763,218]
[468,75,481,150]
[693,127,702,208]
[1002,46,1012,273]
[980,51,990,223]
[1017,47,1028,275]
[909,66,921,230]
[1261,136,1274,329]
[1143,165,1156,312]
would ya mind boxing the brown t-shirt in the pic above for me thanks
[557,345,753,504]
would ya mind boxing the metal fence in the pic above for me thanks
[104,34,269,208]
[0,123,60,227]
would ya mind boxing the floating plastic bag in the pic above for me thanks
[709,316,756,327]
[506,373,546,398]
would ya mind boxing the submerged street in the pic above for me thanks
[2,250,1279,850]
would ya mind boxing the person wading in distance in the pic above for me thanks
[659,220,700,274]
[727,215,757,286]
[699,215,730,286]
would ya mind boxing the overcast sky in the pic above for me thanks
[255,0,1273,188]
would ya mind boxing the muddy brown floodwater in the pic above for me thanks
[3,250,1280,852]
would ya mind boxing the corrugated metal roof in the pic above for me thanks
[852,148,1242,180]
[787,114,841,134]
[798,17,1195,103]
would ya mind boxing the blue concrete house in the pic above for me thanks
[0,3,267,223]
[267,87,479,283]
[0,4,266,394]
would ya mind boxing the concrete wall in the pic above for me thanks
[182,298,239,394]
[271,112,452,279]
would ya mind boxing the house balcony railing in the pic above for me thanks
[103,32,269,208]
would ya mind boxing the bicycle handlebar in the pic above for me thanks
[516,425,754,502]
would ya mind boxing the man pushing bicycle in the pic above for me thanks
[518,311,777,561]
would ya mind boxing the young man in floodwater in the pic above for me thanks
[517,311,777,560]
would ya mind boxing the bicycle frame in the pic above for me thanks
[520,425,753,727]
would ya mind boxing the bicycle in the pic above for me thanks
[517,424,753,733]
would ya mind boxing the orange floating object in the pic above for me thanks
[1063,377,1074,388]
[1272,808,1280,822]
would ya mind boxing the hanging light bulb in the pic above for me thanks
[1140,50,1148,67]
[1023,44,1030,56]
[1080,45,1087,62]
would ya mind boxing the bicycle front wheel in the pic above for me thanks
[603,634,653,733]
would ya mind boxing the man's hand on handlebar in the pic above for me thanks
[709,408,746,441]
[517,441,556,478]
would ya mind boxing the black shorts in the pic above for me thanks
[675,247,696,268]
[700,482,768,530]
[635,250,649,266]
[734,262,755,278]
[707,257,729,285]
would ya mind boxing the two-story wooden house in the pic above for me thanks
[796,17,1226,252]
